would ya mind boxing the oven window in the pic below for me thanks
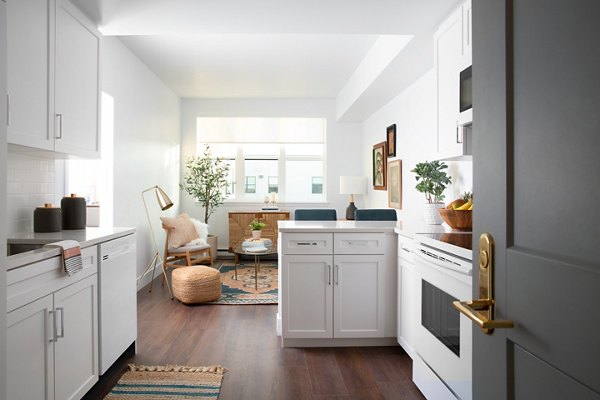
[421,279,460,356]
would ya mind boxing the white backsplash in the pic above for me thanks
[6,152,63,235]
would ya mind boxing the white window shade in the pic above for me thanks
[197,117,325,144]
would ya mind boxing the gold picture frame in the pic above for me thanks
[388,159,402,209]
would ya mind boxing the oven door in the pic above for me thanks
[414,249,472,400]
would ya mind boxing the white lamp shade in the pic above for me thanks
[340,176,367,195]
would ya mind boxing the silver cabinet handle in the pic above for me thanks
[49,310,57,343]
[327,265,331,285]
[456,123,463,144]
[56,114,63,139]
[401,246,411,253]
[6,94,10,126]
[56,307,65,339]
[335,265,339,285]
[297,242,317,246]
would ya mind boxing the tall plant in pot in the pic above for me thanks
[411,160,452,224]
[180,144,231,259]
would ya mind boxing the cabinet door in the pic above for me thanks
[54,274,98,400]
[282,254,333,338]
[54,0,100,158]
[7,294,55,400]
[6,0,54,150]
[334,255,385,338]
[462,0,473,65]
[435,7,463,156]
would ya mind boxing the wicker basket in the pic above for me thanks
[172,266,221,304]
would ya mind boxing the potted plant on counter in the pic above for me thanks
[180,144,231,259]
[249,219,266,240]
[411,160,452,224]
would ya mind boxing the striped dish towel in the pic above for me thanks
[45,240,83,276]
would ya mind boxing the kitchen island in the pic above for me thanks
[277,220,398,347]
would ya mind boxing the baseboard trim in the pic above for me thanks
[281,337,399,348]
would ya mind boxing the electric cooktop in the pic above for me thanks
[419,232,473,251]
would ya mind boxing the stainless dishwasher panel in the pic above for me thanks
[98,234,137,375]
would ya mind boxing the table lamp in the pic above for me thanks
[340,176,367,220]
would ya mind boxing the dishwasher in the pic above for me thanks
[99,233,137,375]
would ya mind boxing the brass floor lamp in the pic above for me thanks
[138,185,174,299]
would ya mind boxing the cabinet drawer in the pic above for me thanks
[397,235,415,263]
[7,245,98,312]
[334,233,385,254]
[281,233,333,255]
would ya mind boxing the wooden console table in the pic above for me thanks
[228,211,290,261]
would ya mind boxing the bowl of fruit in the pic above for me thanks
[439,193,473,230]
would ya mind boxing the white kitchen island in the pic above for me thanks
[278,220,398,347]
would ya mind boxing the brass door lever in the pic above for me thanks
[452,233,514,334]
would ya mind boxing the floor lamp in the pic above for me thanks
[139,185,174,299]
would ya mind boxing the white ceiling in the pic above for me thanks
[73,0,462,118]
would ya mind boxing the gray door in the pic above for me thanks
[472,1,600,399]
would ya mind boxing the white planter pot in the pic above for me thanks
[423,203,445,225]
[252,230,262,240]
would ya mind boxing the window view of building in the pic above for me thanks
[197,117,326,202]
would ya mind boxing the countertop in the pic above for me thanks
[278,220,399,233]
[6,227,136,271]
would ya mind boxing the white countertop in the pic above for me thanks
[6,227,136,271]
[278,220,399,233]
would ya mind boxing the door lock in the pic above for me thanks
[453,233,514,334]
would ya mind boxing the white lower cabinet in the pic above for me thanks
[7,249,98,400]
[397,235,418,358]
[281,232,387,340]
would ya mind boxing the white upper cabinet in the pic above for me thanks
[55,0,101,157]
[7,0,101,158]
[6,0,54,151]
[435,0,473,160]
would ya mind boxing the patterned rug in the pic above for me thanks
[105,364,226,399]
[209,263,278,305]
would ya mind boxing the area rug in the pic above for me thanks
[209,263,278,305]
[105,364,227,399]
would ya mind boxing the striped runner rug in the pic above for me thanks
[105,364,227,399]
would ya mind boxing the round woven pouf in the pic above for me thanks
[171,266,221,304]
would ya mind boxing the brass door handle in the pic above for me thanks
[455,233,514,334]
[453,299,514,333]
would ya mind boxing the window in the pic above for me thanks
[244,176,256,194]
[268,177,278,193]
[197,117,326,202]
[312,177,323,194]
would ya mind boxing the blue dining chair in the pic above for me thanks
[294,209,337,221]
[354,209,397,221]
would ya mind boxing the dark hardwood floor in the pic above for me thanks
[87,269,426,400]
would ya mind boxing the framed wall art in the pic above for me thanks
[387,124,396,157]
[372,142,387,190]
[388,159,402,209]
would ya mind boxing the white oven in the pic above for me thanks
[412,234,473,400]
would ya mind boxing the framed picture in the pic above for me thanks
[387,124,396,157]
[388,159,402,209]
[372,142,387,190]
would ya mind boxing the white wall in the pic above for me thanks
[102,37,181,286]
[180,99,363,250]
[362,68,473,222]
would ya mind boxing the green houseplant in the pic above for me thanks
[249,219,266,240]
[180,145,231,258]
[411,160,452,224]
[180,144,230,224]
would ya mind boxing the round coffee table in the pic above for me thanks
[232,245,277,289]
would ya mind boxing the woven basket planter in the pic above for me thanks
[172,266,221,304]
